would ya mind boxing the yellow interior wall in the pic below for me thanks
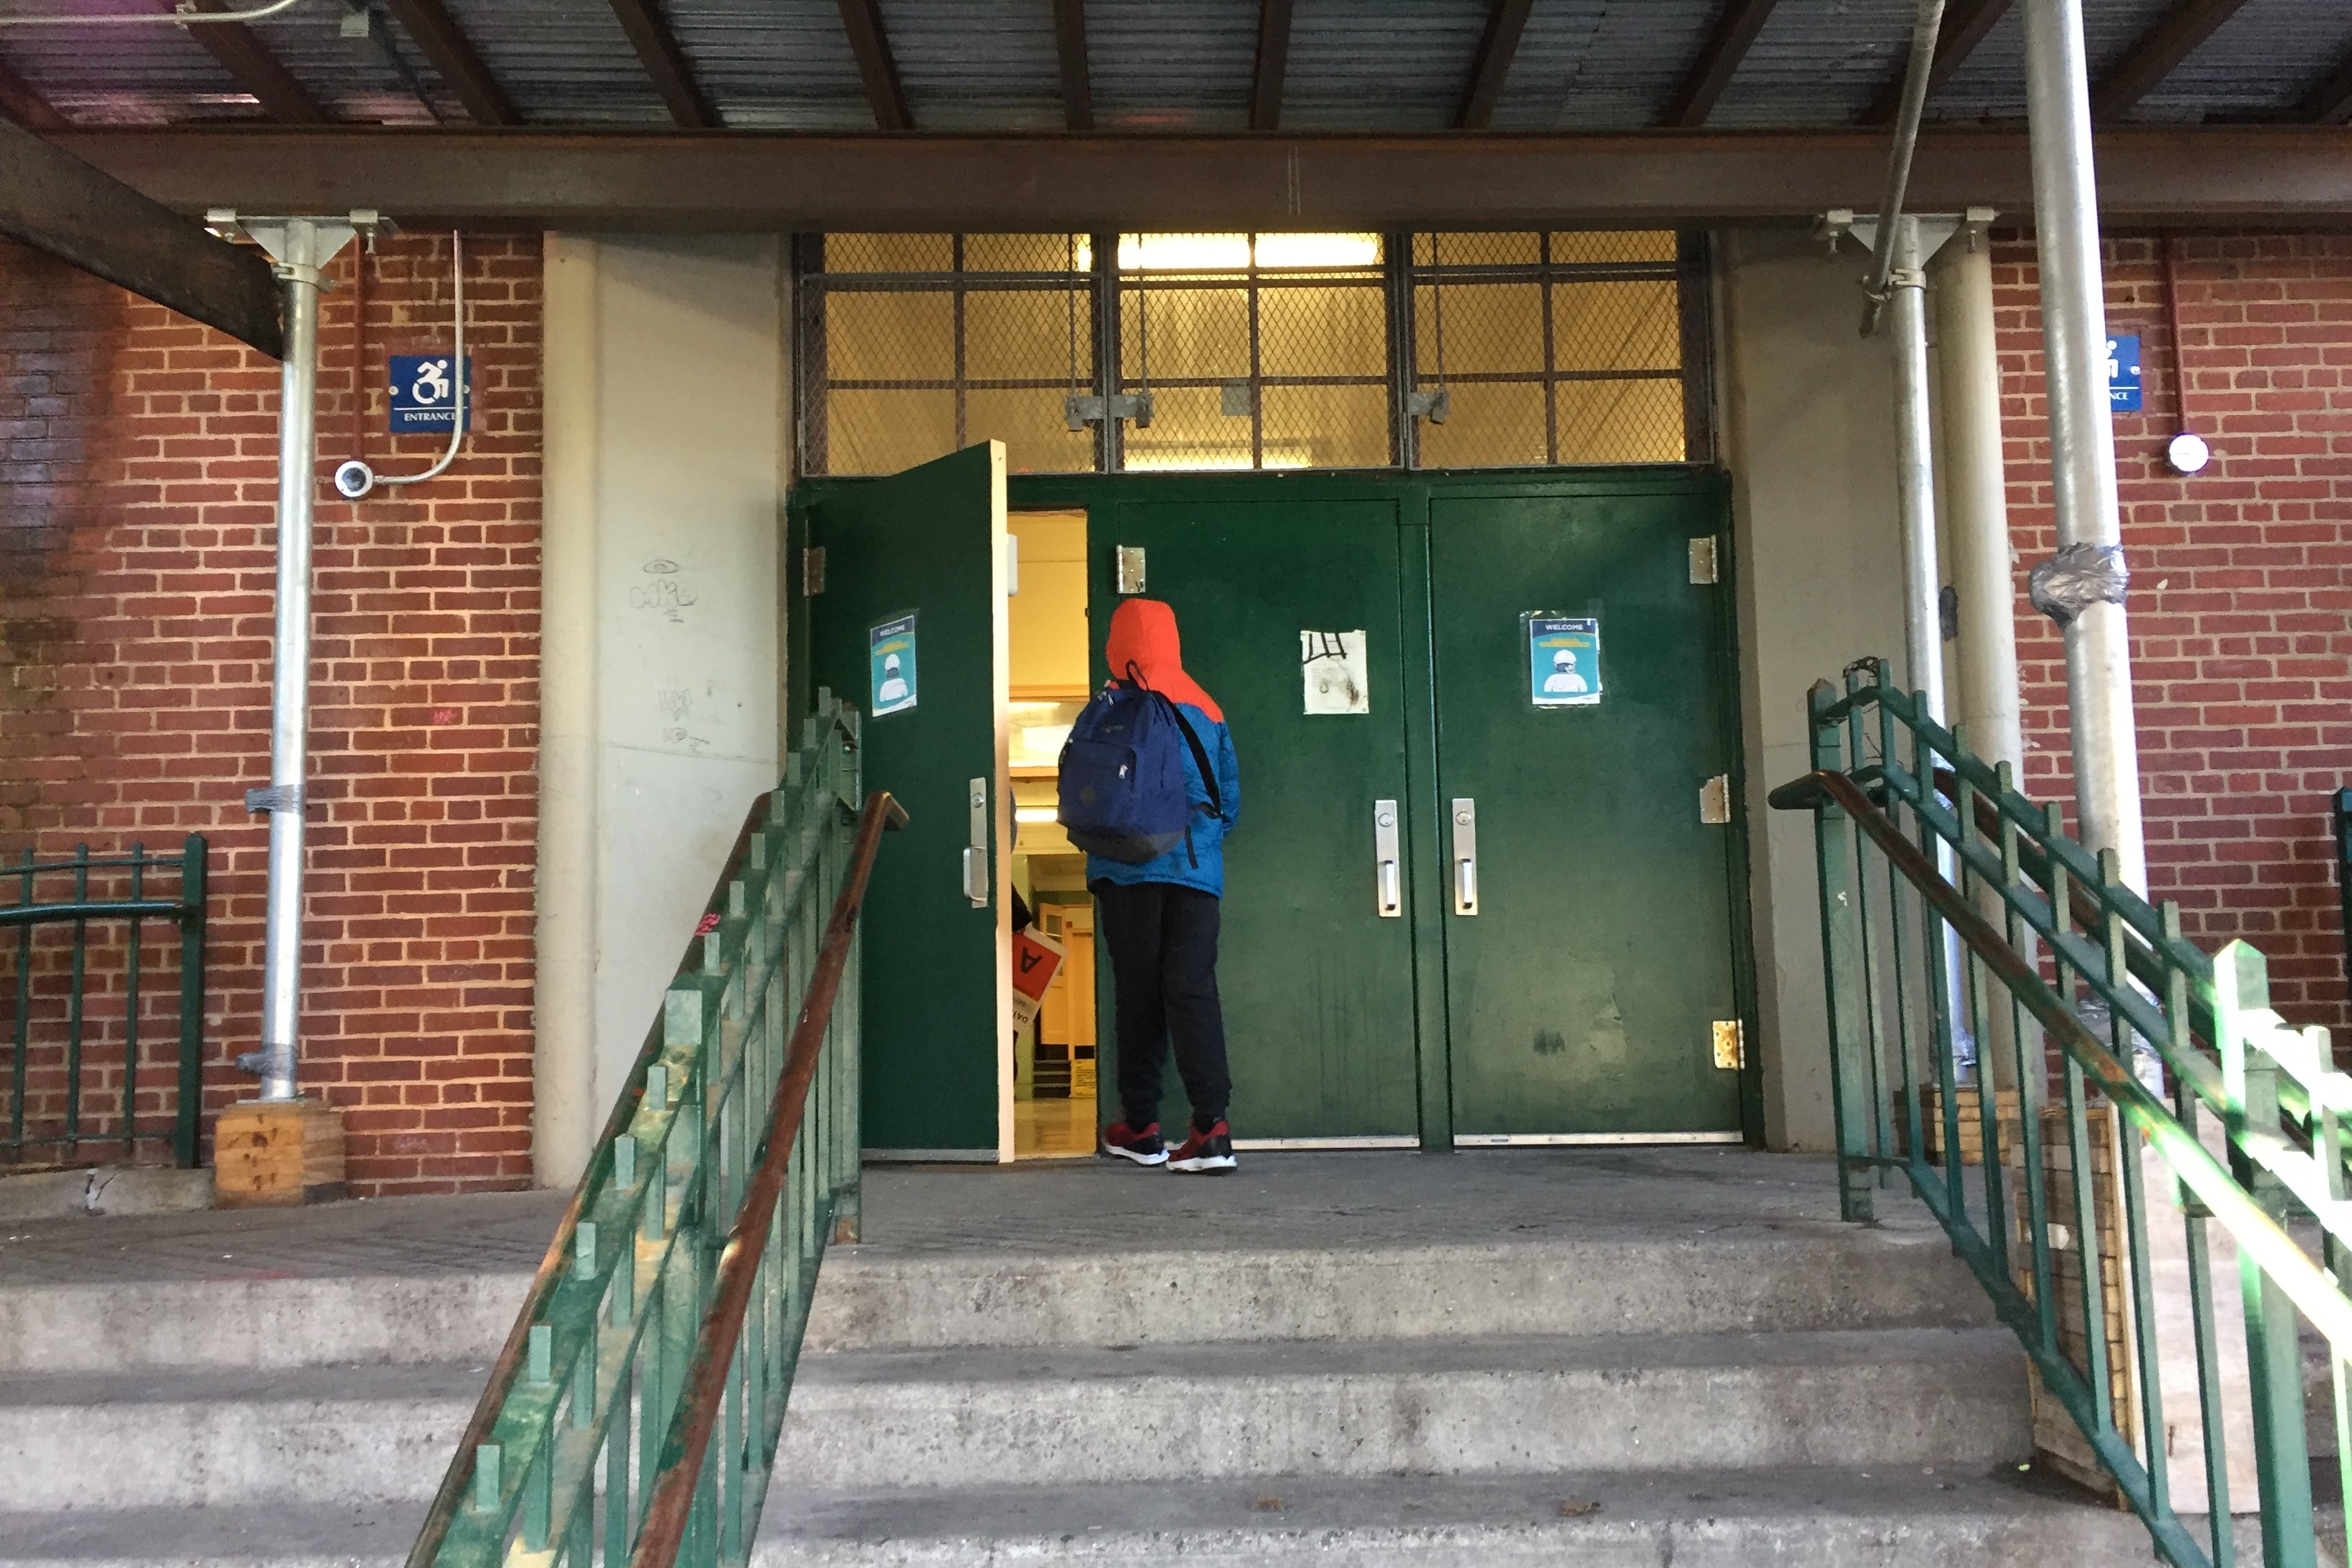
[1008,511,1090,698]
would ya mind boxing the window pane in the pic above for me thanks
[825,290,954,383]
[1118,386,1252,472]
[1262,383,1389,469]
[1416,282,1543,376]
[1552,280,1680,373]
[1260,284,1386,379]
[822,233,953,272]
[1123,286,1250,382]
[1551,231,1678,264]
[1556,378,1685,463]
[824,388,956,474]
[966,288,1088,386]
[968,388,1096,474]
[964,233,1088,274]
[1417,381,1546,468]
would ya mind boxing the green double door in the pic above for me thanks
[1108,484,1744,1146]
[806,453,1747,1155]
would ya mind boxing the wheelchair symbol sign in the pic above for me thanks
[388,354,474,432]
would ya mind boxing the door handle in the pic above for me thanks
[1451,797,1478,916]
[965,778,989,908]
[1373,799,1401,917]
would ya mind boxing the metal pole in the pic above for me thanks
[1861,0,1947,335]
[1933,228,2024,781]
[2023,0,2147,891]
[258,218,324,1102]
[1888,215,1978,1076]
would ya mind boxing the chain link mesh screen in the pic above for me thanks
[798,231,1702,476]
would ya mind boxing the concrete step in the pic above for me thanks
[0,1467,2279,1568]
[774,1327,2030,1491]
[802,1226,1994,1353]
[0,1222,1987,1375]
[0,1361,474,1510]
[0,1328,2026,1510]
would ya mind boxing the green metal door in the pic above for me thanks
[811,443,1010,1158]
[1430,488,1741,1141]
[1097,496,1420,1143]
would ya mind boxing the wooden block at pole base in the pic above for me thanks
[213,1097,347,1208]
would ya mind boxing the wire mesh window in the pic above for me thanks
[796,231,1710,476]
[796,233,1098,478]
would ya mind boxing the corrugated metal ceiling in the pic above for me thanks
[0,0,2344,132]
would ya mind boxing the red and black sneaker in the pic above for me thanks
[1167,1120,1237,1173]
[1101,1120,1167,1166]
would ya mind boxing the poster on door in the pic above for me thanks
[1010,926,1064,1034]
[870,615,918,717]
[1300,629,1370,715]
[1525,615,1601,707]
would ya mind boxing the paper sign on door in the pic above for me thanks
[1301,630,1370,715]
[1526,615,1601,708]
[870,615,918,717]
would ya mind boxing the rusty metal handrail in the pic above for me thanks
[631,788,906,1567]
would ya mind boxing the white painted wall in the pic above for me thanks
[537,234,788,1185]
[1719,229,1909,1152]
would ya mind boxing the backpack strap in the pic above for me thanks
[1160,696,1223,818]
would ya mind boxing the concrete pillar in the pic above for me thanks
[1931,235,2023,784]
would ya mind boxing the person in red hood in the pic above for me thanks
[1092,599,1242,1174]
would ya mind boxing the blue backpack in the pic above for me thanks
[1056,677,1221,865]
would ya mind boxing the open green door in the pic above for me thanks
[1097,496,1420,1144]
[810,442,1011,1159]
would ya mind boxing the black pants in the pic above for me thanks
[1095,879,1231,1135]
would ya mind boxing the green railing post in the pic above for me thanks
[2214,940,2317,1567]
[175,835,208,1168]
[1807,680,1875,1222]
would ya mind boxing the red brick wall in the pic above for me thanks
[0,231,543,1194]
[1995,232,2352,1035]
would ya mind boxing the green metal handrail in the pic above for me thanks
[406,694,901,1568]
[2,837,208,1168]
[1773,664,2348,1568]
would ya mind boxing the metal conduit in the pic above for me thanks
[1862,0,1948,337]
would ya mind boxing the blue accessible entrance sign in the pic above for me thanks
[1525,615,1601,708]
[2106,334,2142,413]
[870,615,918,717]
[388,353,474,432]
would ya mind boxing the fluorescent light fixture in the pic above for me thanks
[1015,806,1060,825]
[1110,233,1381,273]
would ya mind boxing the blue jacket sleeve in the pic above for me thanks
[1214,722,1240,834]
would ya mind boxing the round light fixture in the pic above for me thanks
[2166,431,2211,476]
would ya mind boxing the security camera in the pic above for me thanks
[333,459,376,499]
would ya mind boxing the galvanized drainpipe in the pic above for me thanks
[2022,0,2147,891]
[257,218,329,1102]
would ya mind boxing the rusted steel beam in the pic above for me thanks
[383,0,518,127]
[1662,0,1780,128]
[1052,0,1092,131]
[0,119,280,357]
[1857,0,2012,126]
[1250,0,1293,131]
[2090,0,2253,122]
[180,0,330,125]
[1457,0,1535,130]
[835,0,911,131]
[0,52,62,130]
[52,125,2352,231]
[608,0,715,129]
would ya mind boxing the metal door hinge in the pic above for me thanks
[1699,774,1732,824]
[802,546,826,595]
[1115,545,1146,595]
[1713,1019,1745,1071]
[1688,536,1719,584]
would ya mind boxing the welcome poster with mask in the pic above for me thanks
[1525,615,1600,708]
[870,614,918,716]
